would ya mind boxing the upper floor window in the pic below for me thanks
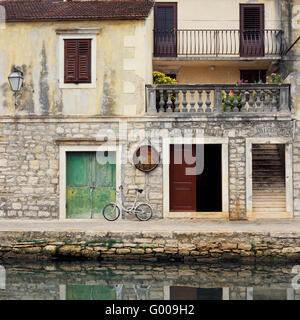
[64,39,91,84]
[240,4,264,57]
[154,2,177,57]
[56,28,100,89]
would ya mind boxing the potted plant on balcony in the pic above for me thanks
[153,71,177,112]
[266,73,283,84]
[222,74,283,111]
[222,90,243,111]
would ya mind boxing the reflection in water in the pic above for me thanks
[0,260,299,300]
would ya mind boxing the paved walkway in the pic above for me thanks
[0,218,300,233]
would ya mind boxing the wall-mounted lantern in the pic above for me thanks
[8,68,24,107]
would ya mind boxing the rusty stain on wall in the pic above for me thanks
[39,44,50,115]
[101,65,116,116]
[0,83,8,111]
[0,20,151,116]
[15,64,34,114]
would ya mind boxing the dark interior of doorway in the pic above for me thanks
[197,144,222,212]
[170,286,223,300]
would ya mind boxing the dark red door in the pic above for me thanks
[240,4,264,57]
[170,144,196,211]
[154,2,177,57]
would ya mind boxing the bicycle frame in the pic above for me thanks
[115,187,139,214]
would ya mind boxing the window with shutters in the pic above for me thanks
[154,2,177,57]
[57,29,99,89]
[240,4,264,57]
[64,39,91,84]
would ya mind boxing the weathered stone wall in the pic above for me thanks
[1,230,300,263]
[293,122,300,216]
[0,117,293,220]
[281,0,300,217]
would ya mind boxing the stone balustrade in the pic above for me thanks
[146,84,292,116]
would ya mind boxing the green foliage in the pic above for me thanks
[153,71,177,111]
[266,73,283,84]
[222,73,283,111]
[153,71,177,85]
[250,243,257,254]
[222,91,242,111]
[106,239,117,249]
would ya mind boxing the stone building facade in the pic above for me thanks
[0,0,299,222]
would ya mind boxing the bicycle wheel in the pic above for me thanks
[102,203,120,221]
[135,203,153,221]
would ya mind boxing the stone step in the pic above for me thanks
[250,212,290,218]
[253,166,283,170]
[253,172,284,177]
[252,144,279,149]
[252,195,286,200]
[252,155,282,160]
[252,160,282,165]
[253,202,286,208]
[253,184,285,188]
[252,207,286,212]
[252,177,284,186]
[253,189,286,192]
[252,190,286,194]
[252,150,281,155]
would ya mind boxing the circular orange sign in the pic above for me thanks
[133,145,160,172]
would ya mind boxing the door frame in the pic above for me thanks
[162,137,229,219]
[245,137,293,219]
[59,144,121,220]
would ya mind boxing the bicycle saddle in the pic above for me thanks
[136,188,143,193]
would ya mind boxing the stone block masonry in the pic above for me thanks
[0,116,294,220]
[1,230,300,263]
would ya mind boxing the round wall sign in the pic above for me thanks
[133,145,160,172]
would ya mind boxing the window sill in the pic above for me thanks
[59,83,96,89]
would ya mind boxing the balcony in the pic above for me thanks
[153,29,285,58]
[145,84,292,117]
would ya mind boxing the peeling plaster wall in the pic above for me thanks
[282,0,300,118]
[0,20,152,116]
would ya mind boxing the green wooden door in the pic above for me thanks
[66,151,116,218]
[66,285,116,300]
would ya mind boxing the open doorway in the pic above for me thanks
[169,144,222,212]
[252,144,286,216]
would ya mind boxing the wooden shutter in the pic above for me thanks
[64,39,91,83]
[77,39,91,83]
[241,5,264,31]
[154,2,177,57]
[240,4,264,57]
[64,39,77,83]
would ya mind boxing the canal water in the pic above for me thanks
[0,260,299,300]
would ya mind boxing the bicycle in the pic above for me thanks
[102,185,153,221]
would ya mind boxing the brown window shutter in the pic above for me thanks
[240,4,264,31]
[64,39,78,83]
[77,39,91,83]
[64,39,91,83]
